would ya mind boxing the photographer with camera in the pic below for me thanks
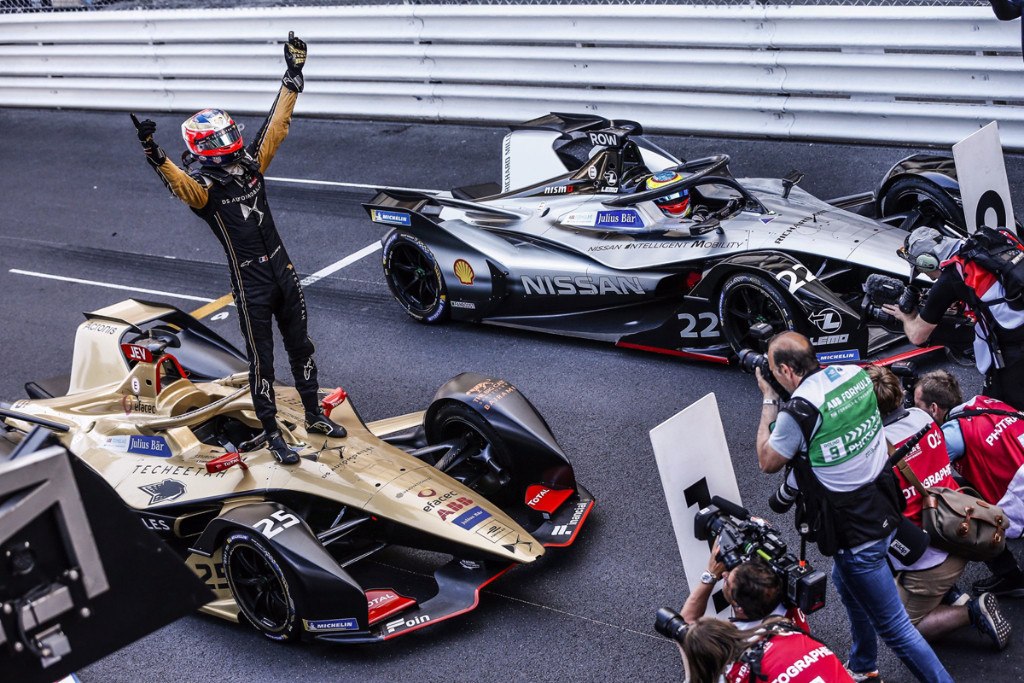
[883,226,1024,410]
[915,369,1024,598]
[866,365,1011,649]
[755,331,951,682]
[657,614,852,683]
[681,539,810,633]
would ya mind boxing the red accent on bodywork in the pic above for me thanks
[206,452,248,474]
[365,590,417,626]
[684,271,703,291]
[154,353,189,394]
[380,565,515,641]
[615,341,731,365]
[121,343,153,364]
[867,345,943,367]
[524,485,573,514]
[322,387,348,417]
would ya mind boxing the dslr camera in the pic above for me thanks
[736,322,790,400]
[694,496,826,614]
[861,274,921,326]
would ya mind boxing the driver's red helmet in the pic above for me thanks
[181,108,245,166]
[646,171,690,217]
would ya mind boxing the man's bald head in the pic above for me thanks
[768,331,819,378]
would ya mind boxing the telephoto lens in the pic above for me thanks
[768,481,799,514]
[654,607,689,642]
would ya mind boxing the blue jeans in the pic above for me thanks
[832,535,952,682]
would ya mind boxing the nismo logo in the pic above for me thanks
[521,275,644,296]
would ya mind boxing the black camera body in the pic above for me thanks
[862,274,921,325]
[694,497,826,614]
[736,322,791,400]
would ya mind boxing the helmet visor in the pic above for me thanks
[194,124,242,152]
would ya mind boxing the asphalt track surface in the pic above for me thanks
[3,106,1024,683]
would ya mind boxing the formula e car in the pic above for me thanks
[365,112,965,366]
[0,299,594,643]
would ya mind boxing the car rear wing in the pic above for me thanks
[364,189,528,228]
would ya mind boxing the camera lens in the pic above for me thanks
[768,482,799,514]
[736,349,765,375]
[654,607,688,641]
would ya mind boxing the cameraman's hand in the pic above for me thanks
[756,366,779,400]
[707,540,725,578]
[881,303,912,322]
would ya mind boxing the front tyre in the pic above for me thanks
[879,176,965,236]
[718,273,797,353]
[382,232,449,323]
[427,402,516,503]
[223,531,298,642]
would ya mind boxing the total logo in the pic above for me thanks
[385,614,430,634]
[809,307,843,334]
[368,592,398,610]
[527,489,550,506]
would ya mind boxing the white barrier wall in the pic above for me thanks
[1,5,1022,148]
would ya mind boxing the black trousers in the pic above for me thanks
[232,265,320,433]
[985,356,1024,411]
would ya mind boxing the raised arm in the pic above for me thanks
[252,32,307,174]
[131,114,209,210]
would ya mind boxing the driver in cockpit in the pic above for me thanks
[644,170,709,222]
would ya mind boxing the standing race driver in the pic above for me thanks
[131,32,347,465]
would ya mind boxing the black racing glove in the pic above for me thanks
[131,113,167,167]
[282,31,307,93]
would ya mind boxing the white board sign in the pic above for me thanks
[650,393,742,617]
[952,121,1015,234]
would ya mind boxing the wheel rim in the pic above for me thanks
[435,416,504,494]
[388,243,441,312]
[229,543,290,633]
[721,283,789,350]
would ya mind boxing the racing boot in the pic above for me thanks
[266,431,300,465]
[306,410,347,438]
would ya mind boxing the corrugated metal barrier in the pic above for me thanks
[1,5,1022,147]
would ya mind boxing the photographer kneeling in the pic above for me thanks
[755,332,951,682]
[866,365,1010,649]
[674,617,852,683]
[681,539,809,632]
[883,226,1024,410]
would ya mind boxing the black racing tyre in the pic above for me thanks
[381,232,449,324]
[879,176,965,236]
[428,402,516,502]
[223,530,298,642]
[718,273,798,353]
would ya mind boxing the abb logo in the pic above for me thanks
[436,496,474,522]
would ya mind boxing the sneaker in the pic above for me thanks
[972,573,1024,598]
[844,663,883,682]
[968,592,1012,650]
[266,431,300,465]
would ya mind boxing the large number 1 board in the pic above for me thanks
[650,393,742,618]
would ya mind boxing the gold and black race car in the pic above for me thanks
[0,299,593,643]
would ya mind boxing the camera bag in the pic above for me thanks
[959,226,1024,310]
[895,458,1008,561]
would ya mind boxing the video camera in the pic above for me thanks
[861,274,921,326]
[736,322,790,400]
[694,496,826,614]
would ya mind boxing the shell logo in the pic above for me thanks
[453,259,475,285]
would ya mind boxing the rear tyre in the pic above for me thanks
[718,273,797,353]
[428,402,516,503]
[879,176,965,236]
[223,530,298,642]
[382,232,449,324]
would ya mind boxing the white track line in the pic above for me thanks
[9,269,217,303]
[300,241,382,287]
[266,176,440,194]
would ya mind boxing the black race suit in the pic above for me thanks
[152,86,320,433]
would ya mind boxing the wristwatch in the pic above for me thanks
[699,570,719,585]
[763,398,780,406]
